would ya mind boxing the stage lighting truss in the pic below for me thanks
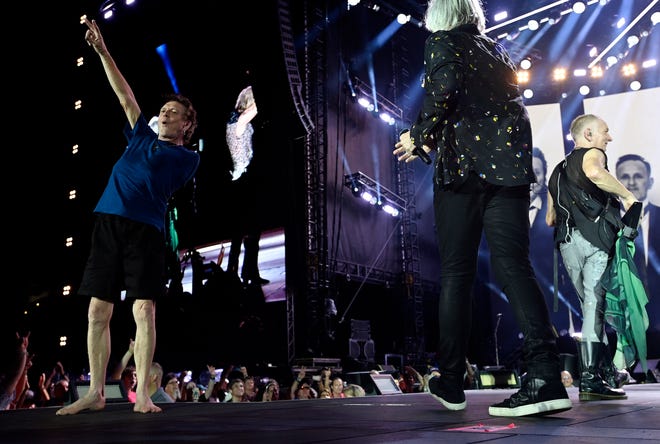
[351,76,403,126]
[344,171,406,217]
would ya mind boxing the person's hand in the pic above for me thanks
[207,365,217,381]
[393,131,433,163]
[55,361,65,376]
[298,366,306,379]
[621,195,638,212]
[128,338,135,354]
[83,17,107,54]
[25,354,34,373]
[15,331,30,353]
[393,131,417,163]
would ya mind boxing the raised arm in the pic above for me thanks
[110,338,135,380]
[0,332,30,409]
[83,17,141,128]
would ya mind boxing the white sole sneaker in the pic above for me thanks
[430,393,467,411]
[489,398,572,417]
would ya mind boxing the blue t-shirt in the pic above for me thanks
[94,114,200,231]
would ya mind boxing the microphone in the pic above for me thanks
[399,129,432,165]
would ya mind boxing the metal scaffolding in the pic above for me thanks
[278,0,425,362]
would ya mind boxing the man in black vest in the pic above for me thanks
[547,114,637,402]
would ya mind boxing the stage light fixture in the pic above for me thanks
[382,204,399,217]
[548,15,562,25]
[100,0,116,19]
[590,1,657,69]
[552,68,567,81]
[351,76,403,126]
[627,35,639,48]
[349,180,361,196]
[494,11,508,22]
[642,59,657,68]
[622,63,636,76]
[572,2,586,14]
[527,19,539,30]
[379,112,395,125]
[344,172,406,217]
[396,13,410,25]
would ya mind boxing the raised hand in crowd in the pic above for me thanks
[1,331,31,410]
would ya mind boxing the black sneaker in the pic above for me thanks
[489,377,572,417]
[428,375,466,411]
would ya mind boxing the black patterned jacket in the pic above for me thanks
[410,24,535,188]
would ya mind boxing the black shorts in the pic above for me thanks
[78,213,166,303]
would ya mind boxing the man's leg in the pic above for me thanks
[56,297,113,415]
[485,185,571,417]
[132,299,161,413]
[428,176,483,410]
[227,234,243,274]
[242,231,269,284]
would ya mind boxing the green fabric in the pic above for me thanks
[167,206,179,253]
[602,229,649,372]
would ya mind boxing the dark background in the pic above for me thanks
[5,0,659,379]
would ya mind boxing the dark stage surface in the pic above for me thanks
[2,384,659,443]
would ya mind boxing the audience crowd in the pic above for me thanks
[1,331,443,411]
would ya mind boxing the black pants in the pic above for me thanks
[433,173,560,381]
[228,230,261,279]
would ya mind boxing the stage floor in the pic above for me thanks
[2,384,658,443]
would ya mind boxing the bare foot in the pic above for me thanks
[134,398,162,413]
[56,392,105,415]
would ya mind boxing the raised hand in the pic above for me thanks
[83,17,107,54]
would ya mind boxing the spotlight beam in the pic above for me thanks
[588,0,659,68]
[156,43,179,93]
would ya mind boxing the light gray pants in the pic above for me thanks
[559,229,610,344]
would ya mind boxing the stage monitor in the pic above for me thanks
[71,380,128,404]
[370,373,402,395]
